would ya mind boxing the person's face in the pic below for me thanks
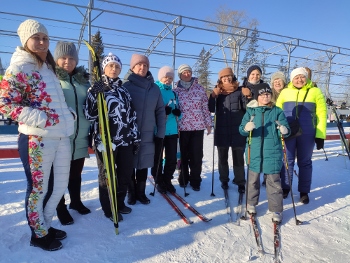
[257,92,271,106]
[180,70,192,82]
[57,56,77,74]
[272,78,284,93]
[221,75,233,84]
[104,62,121,78]
[292,74,307,88]
[161,75,173,85]
[248,69,261,84]
[133,63,148,77]
[25,33,49,59]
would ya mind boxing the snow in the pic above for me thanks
[1,129,350,263]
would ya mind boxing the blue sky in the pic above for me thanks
[1,0,350,87]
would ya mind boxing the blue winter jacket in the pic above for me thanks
[155,80,179,136]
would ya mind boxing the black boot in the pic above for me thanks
[164,177,176,193]
[127,178,137,205]
[30,232,63,251]
[136,181,150,204]
[68,174,90,215]
[56,196,74,225]
[300,193,309,204]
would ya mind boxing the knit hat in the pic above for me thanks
[17,19,48,47]
[218,67,234,79]
[102,52,122,72]
[158,66,174,81]
[130,54,149,70]
[54,41,79,64]
[177,64,192,78]
[256,83,272,97]
[290,67,308,81]
[270,71,286,86]
[247,65,262,78]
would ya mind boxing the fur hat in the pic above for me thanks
[54,41,79,64]
[218,67,234,79]
[290,67,308,81]
[270,71,286,86]
[130,54,149,70]
[247,65,262,78]
[256,83,272,97]
[158,66,174,81]
[102,52,122,72]
[177,64,192,78]
[17,19,48,47]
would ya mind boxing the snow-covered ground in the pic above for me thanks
[1,128,350,263]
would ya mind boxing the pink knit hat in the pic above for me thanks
[130,54,150,69]
[158,66,174,81]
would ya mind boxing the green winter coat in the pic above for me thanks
[56,66,91,160]
[239,101,290,174]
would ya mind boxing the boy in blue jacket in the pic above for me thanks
[239,83,289,223]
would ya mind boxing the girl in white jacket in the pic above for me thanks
[0,19,75,251]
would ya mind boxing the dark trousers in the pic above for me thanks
[152,134,178,182]
[179,130,204,187]
[281,134,314,193]
[95,145,133,216]
[217,146,245,186]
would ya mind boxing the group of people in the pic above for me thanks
[0,19,327,251]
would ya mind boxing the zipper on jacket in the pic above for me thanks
[70,75,80,160]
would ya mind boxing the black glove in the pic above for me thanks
[165,106,172,115]
[90,81,105,95]
[315,138,324,150]
[172,108,181,116]
[133,142,140,155]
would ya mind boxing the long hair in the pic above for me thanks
[23,46,56,74]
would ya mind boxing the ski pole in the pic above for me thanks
[242,115,254,220]
[277,121,303,225]
[211,99,217,197]
[150,139,164,196]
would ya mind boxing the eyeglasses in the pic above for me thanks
[221,75,237,81]
[107,64,120,69]
[259,93,271,97]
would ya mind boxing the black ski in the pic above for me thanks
[223,189,233,222]
[273,221,281,263]
[170,192,212,222]
[249,213,265,255]
[148,177,193,225]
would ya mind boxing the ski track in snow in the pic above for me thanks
[1,129,350,262]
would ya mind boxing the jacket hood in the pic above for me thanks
[9,47,37,67]
[55,65,89,84]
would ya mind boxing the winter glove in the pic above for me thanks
[165,106,172,115]
[133,142,140,155]
[315,138,324,150]
[172,108,181,116]
[89,81,105,95]
[278,125,288,135]
[244,121,255,132]
[154,136,164,146]
[211,87,221,98]
[241,87,251,97]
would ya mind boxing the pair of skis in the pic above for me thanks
[84,40,119,234]
[148,177,211,224]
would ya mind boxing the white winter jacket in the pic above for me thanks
[1,47,75,137]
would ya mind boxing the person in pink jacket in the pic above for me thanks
[173,64,212,191]
[0,19,75,251]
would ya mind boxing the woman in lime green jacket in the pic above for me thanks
[276,67,327,204]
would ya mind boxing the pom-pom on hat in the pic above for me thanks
[270,71,286,86]
[54,41,79,64]
[129,54,149,70]
[256,83,272,97]
[17,19,49,47]
[158,66,174,81]
[102,52,122,72]
[177,64,192,78]
[290,67,308,81]
[247,65,262,78]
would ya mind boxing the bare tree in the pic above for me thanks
[207,6,258,73]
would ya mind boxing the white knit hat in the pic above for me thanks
[102,52,122,72]
[177,64,192,78]
[17,19,48,46]
[290,67,308,81]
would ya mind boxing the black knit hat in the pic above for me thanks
[247,65,262,78]
[252,83,272,100]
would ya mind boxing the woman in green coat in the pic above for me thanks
[54,41,91,225]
